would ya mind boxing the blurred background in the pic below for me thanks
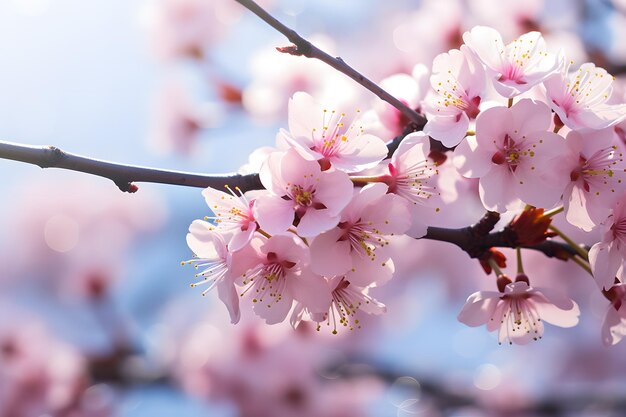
[1,0,626,416]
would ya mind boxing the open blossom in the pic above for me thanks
[185,221,259,323]
[463,26,560,97]
[601,284,626,346]
[291,276,385,334]
[453,99,569,212]
[309,183,411,287]
[202,185,257,252]
[278,92,388,172]
[255,149,353,237]
[238,235,330,324]
[458,281,580,345]
[384,131,441,237]
[589,193,626,290]
[562,128,625,231]
[545,62,626,130]
[423,45,486,147]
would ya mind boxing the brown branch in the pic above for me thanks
[0,140,579,262]
[0,141,262,193]
[233,0,427,128]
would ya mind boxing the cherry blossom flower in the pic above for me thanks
[149,81,218,155]
[601,283,626,346]
[384,131,442,237]
[463,26,560,97]
[423,46,486,147]
[589,193,626,290]
[278,92,388,172]
[453,99,569,212]
[292,276,386,335]
[255,149,353,237]
[173,319,382,417]
[458,281,580,345]
[562,128,626,231]
[373,64,430,137]
[242,36,361,122]
[144,0,241,60]
[185,221,260,323]
[0,319,112,417]
[238,235,330,324]
[202,185,258,252]
[545,62,626,130]
[309,183,411,287]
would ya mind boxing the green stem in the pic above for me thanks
[548,225,589,260]
[570,254,593,276]
[488,258,504,277]
[541,206,564,218]
[516,247,524,274]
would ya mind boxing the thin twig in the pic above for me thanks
[0,141,262,193]
[233,0,427,128]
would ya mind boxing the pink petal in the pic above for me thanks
[217,280,240,324]
[309,228,352,277]
[347,252,394,288]
[254,195,295,235]
[297,209,340,238]
[453,136,493,178]
[287,269,332,314]
[457,291,501,327]
[424,112,470,148]
[462,26,505,72]
[479,167,521,213]
[314,170,354,215]
[602,304,626,346]
[589,242,622,290]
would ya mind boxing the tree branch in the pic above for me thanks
[0,140,578,263]
[0,141,262,193]
[233,0,427,129]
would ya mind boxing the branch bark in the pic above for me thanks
[233,0,427,129]
[0,141,262,193]
[0,140,578,263]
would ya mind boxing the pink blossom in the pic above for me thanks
[309,183,411,287]
[149,81,217,155]
[279,92,389,172]
[185,220,260,323]
[385,131,442,237]
[291,276,386,334]
[453,99,569,212]
[144,0,241,60]
[174,319,382,417]
[202,185,258,252]
[238,235,330,324]
[463,26,560,97]
[458,281,580,345]
[601,284,626,346]
[374,64,430,137]
[255,149,353,237]
[589,193,626,290]
[242,37,362,122]
[562,128,626,231]
[423,46,486,147]
[0,320,112,417]
[545,62,626,130]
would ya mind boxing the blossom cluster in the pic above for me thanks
[186,25,626,345]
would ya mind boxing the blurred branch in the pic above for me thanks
[233,0,427,129]
[338,360,626,416]
[0,141,262,193]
